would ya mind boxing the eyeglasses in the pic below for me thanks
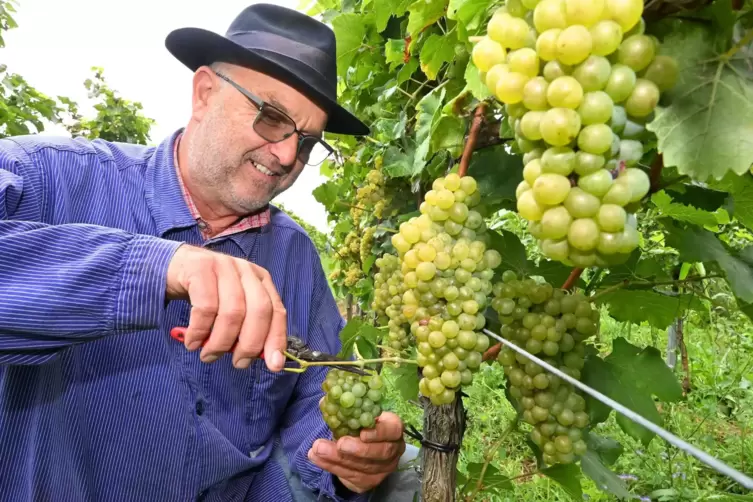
[214,71,336,167]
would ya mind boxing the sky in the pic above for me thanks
[1,0,333,233]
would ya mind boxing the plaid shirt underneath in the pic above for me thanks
[173,133,271,240]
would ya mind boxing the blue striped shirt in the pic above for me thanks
[0,129,361,502]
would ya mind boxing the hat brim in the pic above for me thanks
[165,27,369,136]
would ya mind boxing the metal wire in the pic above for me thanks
[482,328,753,491]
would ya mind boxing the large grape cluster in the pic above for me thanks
[320,369,385,439]
[389,173,503,405]
[472,0,678,267]
[372,254,412,352]
[491,270,598,466]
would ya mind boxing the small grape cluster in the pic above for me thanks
[372,254,412,352]
[338,231,364,287]
[360,226,376,265]
[320,369,385,439]
[353,156,391,223]
[491,270,597,466]
[471,0,678,267]
[389,173,503,405]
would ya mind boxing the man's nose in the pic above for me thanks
[268,135,299,167]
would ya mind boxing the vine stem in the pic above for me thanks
[587,274,725,303]
[377,226,397,233]
[649,153,664,193]
[298,357,418,370]
[459,104,486,177]
[722,28,753,61]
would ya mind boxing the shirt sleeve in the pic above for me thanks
[0,139,184,365]
[276,250,372,502]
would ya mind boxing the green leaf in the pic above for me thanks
[585,432,624,466]
[419,32,458,80]
[663,219,753,303]
[665,184,729,213]
[383,145,417,178]
[388,363,420,401]
[469,144,523,209]
[406,0,448,38]
[412,87,446,177]
[447,0,494,30]
[596,289,706,330]
[375,0,411,32]
[362,254,377,274]
[646,21,753,181]
[313,181,340,211]
[580,450,633,500]
[430,115,465,158]
[336,319,364,360]
[385,39,407,68]
[711,172,753,231]
[598,250,670,286]
[651,190,727,227]
[332,13,368,78]
[582,337,683,445]
[463,59,492,101]
[487,228,574,286]
[540,464,583,500]
[398,58,420,84]
[462,463,513,493]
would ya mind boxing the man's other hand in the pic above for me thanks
[308,411,406,494]
[165,244,287,371]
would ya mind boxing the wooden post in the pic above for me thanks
[420,395,466,501]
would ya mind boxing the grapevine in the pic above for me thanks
[491,270,596,466]
[473,0,677,267]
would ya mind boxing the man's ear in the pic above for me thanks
[191,66,219,122]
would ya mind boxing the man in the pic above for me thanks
[0,4,416,501]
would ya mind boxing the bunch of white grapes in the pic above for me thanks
[390,173,503,405]
[372,253,412,353]
[491,270,598,466]
[320,369,385,439]
[471,0,679,267]
[353,155,391,222]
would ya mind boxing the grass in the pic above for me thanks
[381,306,753,501]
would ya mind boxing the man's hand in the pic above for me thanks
[165,244,287,371]
[308,411,406,494]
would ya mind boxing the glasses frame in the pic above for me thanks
[213,70,337,167]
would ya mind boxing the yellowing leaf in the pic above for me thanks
[419,33,457,80]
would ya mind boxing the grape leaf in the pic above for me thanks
[430,115,465,158]
[598,250,669,286]
[647,21,753,181]
[540,464,583,500]
[385,39,406,68]
[406,0,448,38]
[580,451,632,500]
[469,144,523,209]
[595,289,702,329]
[383,145,416,178]
[412,87,446,177]
[375,0,412,32]
[336,318,382,360]
[582,337,683,445]
[420,32,458,80]
[462,463,513,493]
[710,172,753,231]
[463,59,492,101]
[651,190,728,227]
[585,432,624,466]
[663,219,753,303]
[447,0,494,30]
[665,184,729,213]
[332,13,368,78]
[387,362,420,401]
[397,58,420,84]
[313,181,340,211]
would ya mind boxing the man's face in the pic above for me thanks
[187,64,329,215]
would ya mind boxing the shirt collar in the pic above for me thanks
[144,128,271,242]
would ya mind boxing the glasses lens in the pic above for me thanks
[254,105,295,141]
[299,137,333,166]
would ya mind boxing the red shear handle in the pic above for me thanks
[169,327,264,359]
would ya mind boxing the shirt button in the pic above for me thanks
[195,401,205,416]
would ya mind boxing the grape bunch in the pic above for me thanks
[390,173,503,405]
[320,369,385,439]
[491,270,598,466]
[360,226,376,265]
[471,0,678,267]
[353,157,391,222]
[372,254,412,352]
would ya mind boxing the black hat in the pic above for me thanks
[165,3,369,136]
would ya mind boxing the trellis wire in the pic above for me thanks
[481,328,753,490]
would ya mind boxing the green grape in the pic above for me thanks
[577,124,614,155]
[536,29,562,62]
[573,151,605,176]
[642,55,679,92]
[509,48,540,77]
[618,139,643,166]
[541,206,572,240]
[523,77,551,110]
[547,76,584,109]
[610,105,627,134]
[597,204,627,232]
[577,91,614,125]
[572,56,611,92]
[521,111,546,141]
[543,60,572,81]
[486,64,510,94]
[472,37,507,72]
[617,34,656,72]
[533,0,567,33]
[540,107,581,146]
[568,218,599,251]
[533,173,572,205]
[589,20,623,56]
[507,0,529,17]
[617,167,650,202]
[556,25,592,66]
[322,370,387,439]
[563,187,600,218]
[496,71,530,104]
[624,78,660,118]
[605,0,644,33]
[523,158,543,186]
[541,147,576,175]
[602,180,632,206]
[604,64,636,103]
[542,238,569,260]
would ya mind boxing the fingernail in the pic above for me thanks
[187,340,202,351]
[340,439,357,454]
[235,357,252,369]
[362,430,378,441]
[202,354,218,363]
[316,441,333,457]
[271,350,285,370]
